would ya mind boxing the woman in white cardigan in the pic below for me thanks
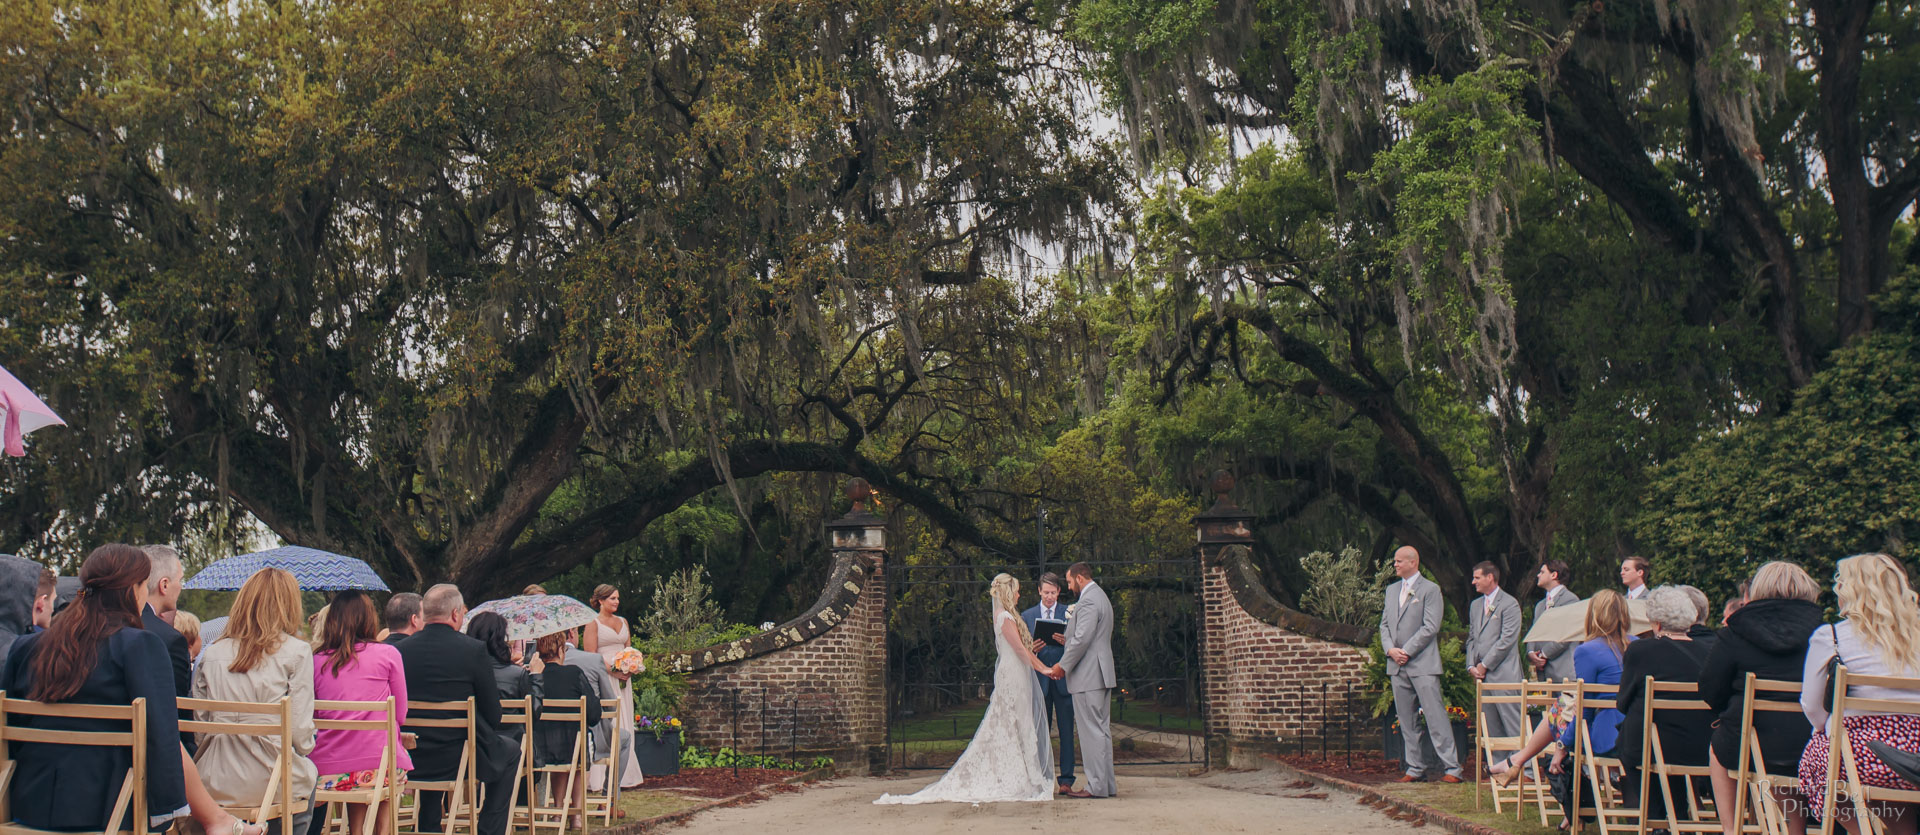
[192,568,317,835]
[1799,553,1920,835]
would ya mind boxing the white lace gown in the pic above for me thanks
[876,610,1054,804]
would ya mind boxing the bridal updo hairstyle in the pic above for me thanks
[989,573,1034,646]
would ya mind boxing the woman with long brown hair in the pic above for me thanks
[582,583,643,788]
[192,567,317,835]
[310,590,410,835]
[0,544,194,831]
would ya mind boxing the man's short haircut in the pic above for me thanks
[1678,585,1711,626]
[35,568,55,598]
[1065,562,1092,580]
[1624,555,1652,581]
[142,544,183,591]
[420,584,464,621]
[1036,572,1064,593]
[384,592,423,630]
[1472,561,1501,583]
[1541,559,1571,586]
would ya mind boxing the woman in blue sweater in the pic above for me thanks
[1489,590,1636,819]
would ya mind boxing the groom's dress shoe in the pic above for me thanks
[1062,789,1096,798]
[1869,741,1920,789]
[1440,775,1463,784]
[1397,775,1422,783]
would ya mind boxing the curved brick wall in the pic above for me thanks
[660,549,887,772]
[1199,543,1370,748]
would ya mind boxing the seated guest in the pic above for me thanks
[1679,585,1719,649]
[192,568,317,835]
[382,593,422,647]
[1800,553,1920,835]
[0,555,46,667]
[1616,586,1716,820]
[561,626,617,784]
[1700,561,1821,835]
[175,610,204,660]
[143,545,196,754]
[0,544,256,835]
[532,633,602,829]
[311,590,409,835]
[1488,589,1636,820]
[467,611,539,745]
[398,585,510,835]
[32,566,55,632]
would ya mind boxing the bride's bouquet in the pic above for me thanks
[609,647,646,678]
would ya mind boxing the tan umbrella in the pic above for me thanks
[1522,597,1654,644]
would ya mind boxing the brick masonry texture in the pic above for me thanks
[662,548,887,771]
[1200,544,1370,743]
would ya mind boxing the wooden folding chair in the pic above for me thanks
[1477,680,1530,814]
[527,699,591,835]
[1728,674,1806,835]
[397,698,478,835]
[312,697,401,835]
[1573,682,1641,835]
[585,697,619,827]
[1636,679,1719,835]
[497,698,534,832]
[179,696,310,835]
[0,693,150,835]
[1818,667,1920,835]
[1519,680,1578,827]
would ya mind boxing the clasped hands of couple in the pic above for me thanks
[1030,632,1068,679]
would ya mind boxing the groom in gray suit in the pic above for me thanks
[1048,562,1115,798]
[1466,561,1524,763]
[1380,546,1462,782]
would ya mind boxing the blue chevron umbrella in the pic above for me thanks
[183,546,390,592]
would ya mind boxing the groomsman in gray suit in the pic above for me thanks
[1466,561,1524,763]
[1380,546,1462,782]
[1048,562,1116,798]
[1526,560,1581,681]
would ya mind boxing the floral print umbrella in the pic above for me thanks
[464,593,597,641]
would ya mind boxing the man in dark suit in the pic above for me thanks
[1021,571,1076,794]
[141,544,195,755]
[398,584,511,835]
[383,592,423,646]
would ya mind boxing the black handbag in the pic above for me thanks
[1822,623,1845,715]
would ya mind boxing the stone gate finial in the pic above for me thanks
[1194,468,1254,548]
[846,477,875,514]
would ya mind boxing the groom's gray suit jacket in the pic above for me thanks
[1057,582,1115,694]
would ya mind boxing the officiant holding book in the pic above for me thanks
[1023,572,1076,794]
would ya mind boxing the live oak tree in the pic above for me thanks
[0,0,1119,597]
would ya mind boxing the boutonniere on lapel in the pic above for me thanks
[1066,603,1078,620]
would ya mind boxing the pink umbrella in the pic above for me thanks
[0,364,65,457]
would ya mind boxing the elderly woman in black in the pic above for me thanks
[1616,585,1717,821]
[1698,561,1823,835]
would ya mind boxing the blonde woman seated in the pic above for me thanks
[191,567,317,835]
[1486,589,1635,827]
[1799,553,1920,835]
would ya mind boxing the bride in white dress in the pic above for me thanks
[877,573,1057,804]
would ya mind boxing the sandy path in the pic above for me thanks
[660,768,1424,834]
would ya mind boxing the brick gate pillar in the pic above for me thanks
[1194,472,1372,764]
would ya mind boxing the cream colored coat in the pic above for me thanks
[191,633,318,809]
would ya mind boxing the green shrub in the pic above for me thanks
[678,745,833,771]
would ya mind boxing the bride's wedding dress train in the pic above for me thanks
[875,610,1055,804]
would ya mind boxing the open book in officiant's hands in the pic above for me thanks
[1033,618,1066,645]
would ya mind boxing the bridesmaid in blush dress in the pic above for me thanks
[582,584,643,789]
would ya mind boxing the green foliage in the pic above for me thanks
[1298,545,1384,627]
[677,745,832,772]
[631,667,689,721]
[1639,270,1920,593]
[636,568,733,654]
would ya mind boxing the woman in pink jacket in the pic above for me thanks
[311,590,409,835]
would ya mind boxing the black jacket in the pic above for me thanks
[1,626,190,830]
[397,623,506,781]
[144,604,195,755]
[1617,636,1717,770]
[1698,598,1825,771]
[0,555,43,670]
[381,632,412,648]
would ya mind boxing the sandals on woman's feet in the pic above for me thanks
[212,814,265,835]
[1491,756,1525,788]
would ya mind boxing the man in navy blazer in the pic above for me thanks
[1021,572,1076,793]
